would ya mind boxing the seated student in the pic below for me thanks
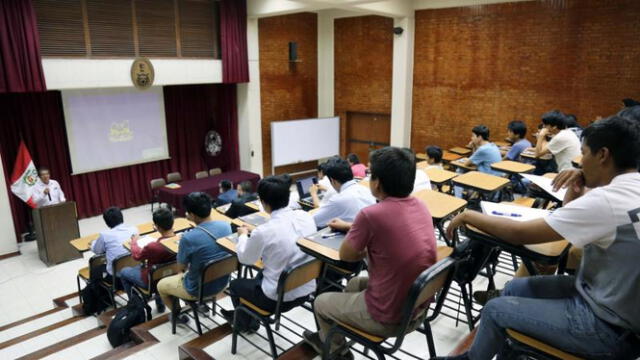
[454,125,502,198]
[565,113,583,139]
[221,175,317,332]
[308,162,337,208]
[409,148,432,193]
[214,180,237,207]
[504,120,532,161]
[424,145,444,169]
[534,110,581,172]
[225,181,258,218]
[346,153,367,178]
[119,207,176,312]
[438,116,640,360]
[303,147,438,359]
[310,156,376,228]
[91,207,138,282]
[157,192,232,325]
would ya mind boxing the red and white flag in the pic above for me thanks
[10,141,38,208]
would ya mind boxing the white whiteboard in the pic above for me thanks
[271,117,340,167]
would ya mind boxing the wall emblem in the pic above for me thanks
[131,57,155,89]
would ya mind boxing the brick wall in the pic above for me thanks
[259,13,318,175]
[335,15,393,153]
[412,0,640,151]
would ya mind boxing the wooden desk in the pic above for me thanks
[216,235,263,269]
[521,150,553,161]
[231,212,270,230]
[413,189,467,246]
[450,158,476,171]
[417,161,428,169]
[449,147,471,156]
[572,155,582,168]
[424,167,457,187]
[245,199,261,211]
[543,173,557,180]
[358,180,370,189]
[215,203,231,214]
[452,171,510,195]
[70,233,100,253]
[160,236,181,253]
[491,160,535,175]
[416,152,427,160]
[442,151,462,164]
[494,141,510,148]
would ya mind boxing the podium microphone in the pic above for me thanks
[47,190,51,201]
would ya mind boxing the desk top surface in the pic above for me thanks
[572,155,582,167]
[449,147,471,155]
[466,225,570,258]
[412,189,468,220]
[442,151,463,163]
[424,167,458,184]
[450,158,477,171]
[452,171,510,192]
[216,235,264,269]
[491,160,535,174]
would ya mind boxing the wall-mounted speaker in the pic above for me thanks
[289,42,298,62]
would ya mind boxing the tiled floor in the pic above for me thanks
[0,203,510,359]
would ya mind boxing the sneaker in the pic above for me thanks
[169,313,190,325]
[302,330,324,354]
[473,289,502,306]
[221,309,260,333]
[332,349,354,360]
[433,352,470,360]
[155,300,166,314]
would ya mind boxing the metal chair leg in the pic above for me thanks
[265,321,278,359]
[424,322,437,358]
[231,309,239,354]
[76,276,83,304]
[459,283,475,331]
[171,298,178,334]
[192,302,202,335]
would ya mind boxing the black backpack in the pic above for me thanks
[81,282,111,315]
[107,293,152,347]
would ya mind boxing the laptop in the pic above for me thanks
[296,176,321,205]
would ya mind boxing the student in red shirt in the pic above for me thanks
[119,208,176,312]
[303,147,438,360]
[347,153,367,178]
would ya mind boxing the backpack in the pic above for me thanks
[107,293,152,347]
[81,282,111,315]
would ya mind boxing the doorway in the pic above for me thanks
[345,111,391,164]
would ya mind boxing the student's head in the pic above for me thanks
[219,180,232,193]
[565,114,580,129]
[183,192,212,223]
[346,153,360,166]
[257,175,290,213]
[103,207,123,228]
[580,116,640,188]
[38,167,50,183]
[471,125,490,145]
[622,98,640,108]
[507,120,527,142]
[425,145,443,165]
[237,181,253,196]
[617,105,640,123]
[323,156,353,191]
[317,162,327,178]
[368,147,415,199]
[152,207,174,232]
[541,110,567,134]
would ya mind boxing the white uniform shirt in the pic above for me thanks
[547,129,581,171]
[33,179,66,207]
[413,169,432,193]
[317,175,337,206]
[312,179,376,228]
[236,208,317,301]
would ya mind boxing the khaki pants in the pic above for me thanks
[314,277,419,352]
[157,273,197,311]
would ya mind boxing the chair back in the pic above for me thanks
[272,258,322,325]
[148,261,181,293]
[195,171,208,179]
[209,168,222,176]
[88,255,107,280]
[113,254,141,290]
[167,172,182,183]
[198,254,238,301]
[150,178,166,190]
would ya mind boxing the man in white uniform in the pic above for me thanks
[33,167,66,207]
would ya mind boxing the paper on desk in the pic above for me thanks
[481,201,550,222]
[520,174,567,201]
[136,235,156,248]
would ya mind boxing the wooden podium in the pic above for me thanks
[33,201,82,266]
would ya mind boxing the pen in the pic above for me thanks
[491,211,522,218]
[322,232,340,238]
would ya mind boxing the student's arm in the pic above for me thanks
[309,184,321,208]
[446,210,563,246]
[130,235,144,260]
[534,128,551,157]
[313,197,340,228]
[176,237,190,273]
[467,147,485,166]
[340,212,369,262]
[235,226,265,265]
[328,218,352,232]
[91,234,106,254]
[552,169,589,205]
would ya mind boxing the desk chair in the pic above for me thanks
[195,171,208,179]
[131,261,181,311]
[149,178,166,212]
[505,329,585,360]
[167,172,182,183]
[322,257,456,360]
[171,254,238,335]
[209,168,222,176]
[76,254,107,304]
[231,258,323,359]
[105,254,141,308]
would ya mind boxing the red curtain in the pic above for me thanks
[0,0,46,93]
[220,0,249,83]
[0,84,239,240]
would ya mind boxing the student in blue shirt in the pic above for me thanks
[214,180,237,207]
[157,192,232,325]
[455,125,503,198]
[504,120,532,161]
[91,207,138,281]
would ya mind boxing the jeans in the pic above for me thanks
[119,265,164,308]
[468,276,639,360]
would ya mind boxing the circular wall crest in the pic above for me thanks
[131,57,155,89]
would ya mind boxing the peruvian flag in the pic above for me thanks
[10,141,38,208]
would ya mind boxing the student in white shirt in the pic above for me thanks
[310,157,376,228]
[438,116,640,360]
[308,162,337,208]
[425,145,444,170]
[534,110,581,171]
[32,167,66,207]
[221,175,317,333]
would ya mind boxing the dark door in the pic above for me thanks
[346,111,391,164]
